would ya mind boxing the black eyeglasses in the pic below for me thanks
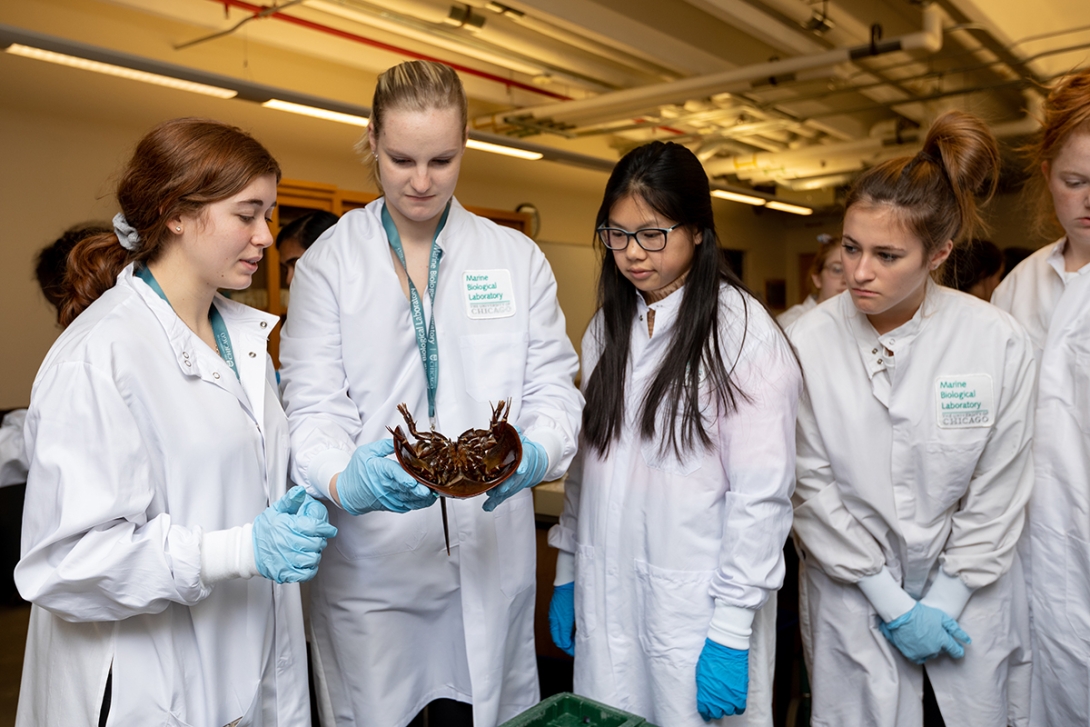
[596,223,682,252]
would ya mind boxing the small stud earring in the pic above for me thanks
[176,227,182,232]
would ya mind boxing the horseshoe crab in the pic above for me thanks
[389,400,522,553]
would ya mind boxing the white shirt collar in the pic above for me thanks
[1046,237,1090,285]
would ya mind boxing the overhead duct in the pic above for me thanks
[705,89,1043,186]
[303,0,653,91]
[479,4,943,130]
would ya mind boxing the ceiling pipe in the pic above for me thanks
[493,7,681,83]
[207,0,573,100]
[481,4,943,129]
[304,0,656,91]
[705,88,1042,185]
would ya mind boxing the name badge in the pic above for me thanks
[463,269,516,319]
[935,374,994,429]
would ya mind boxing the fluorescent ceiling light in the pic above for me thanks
[711,189,767,206]
[262,99,369,127]
[466,139,543,160]
[766,200,814,215]
[4,43,237,98]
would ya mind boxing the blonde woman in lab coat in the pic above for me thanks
[279,60,583,727]
[787,110,1036,727]
[992,69,1090,726]
[14,118,337,727]
[547,141,801,726]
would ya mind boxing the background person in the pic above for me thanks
[279,60,583,727]
[547,141,801,726]
[0,223,110,606]
[991,69,1090,726]
[14,118,336,727]
[941,239,1004,300]
[788,111,1035,727]
[276,210,339,289]
[777,234,847,328]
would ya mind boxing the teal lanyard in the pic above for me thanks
[136,265,239,380]
[382,200,451,422]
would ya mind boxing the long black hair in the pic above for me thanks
[583,141,751,458]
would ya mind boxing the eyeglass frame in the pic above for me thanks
[596,223,683,252]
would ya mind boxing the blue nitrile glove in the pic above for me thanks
[878,602,972,664]
[337,439,437,515]
[253,486,339,584]
[482,434,549,512]
[549,582,576,656]
[696,639,749,721]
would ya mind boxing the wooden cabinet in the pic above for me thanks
[228,178,531,363]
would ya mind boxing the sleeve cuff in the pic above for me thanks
[200,524,259,586]
[526,426,563,481]
[920,568,975,620]
[857,567,917,623]
[554,549,575,585]
[307,449,353,500]
[707,602,756,651]
[547,522,576,555]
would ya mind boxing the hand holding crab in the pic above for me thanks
[389,401,551,551]
[481,431,549,512]
[333,439,438,516]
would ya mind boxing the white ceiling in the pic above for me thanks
[2,0,1088,198]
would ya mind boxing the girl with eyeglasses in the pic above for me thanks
[547,140,801,726]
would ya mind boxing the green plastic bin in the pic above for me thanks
[499,692,653,727]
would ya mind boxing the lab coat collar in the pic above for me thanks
[372,196,469,254]
[120,265,277,418]
[634,282,686,315]
[1045,237,1090,285]
[847,278,939,382]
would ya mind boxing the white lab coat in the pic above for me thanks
[775,295,816,329]
[14,265,309,727]
[992,239,1090,726]
[0,409,28,487]
[279,197,582,727]
[549,282,800,727]
[787,283,1035,727]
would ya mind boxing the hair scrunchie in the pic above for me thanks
[113,213,141,251]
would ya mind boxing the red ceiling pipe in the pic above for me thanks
[213,0,572,100]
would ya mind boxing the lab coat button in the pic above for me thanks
[213,372,221,379]
[182,352,189,359]
[871,348,878,355]
[184,360,191,367]
[260,321,268,328]
[249,351,257,357]
[877,358,883,364]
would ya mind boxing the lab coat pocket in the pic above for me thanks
[633,560,714,663]
[493,489,536,598]
[574,544,598,637]
[922,439,987,516]
[459,332,529,403]
[333,508,429,560]
[640,439,704,477]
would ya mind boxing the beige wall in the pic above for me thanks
[0,99,809,408]
[1,96,1044,409]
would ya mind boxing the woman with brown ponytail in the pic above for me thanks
[992,69,1090,726]
[786,110,1036,726]
[14,117,336,727]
